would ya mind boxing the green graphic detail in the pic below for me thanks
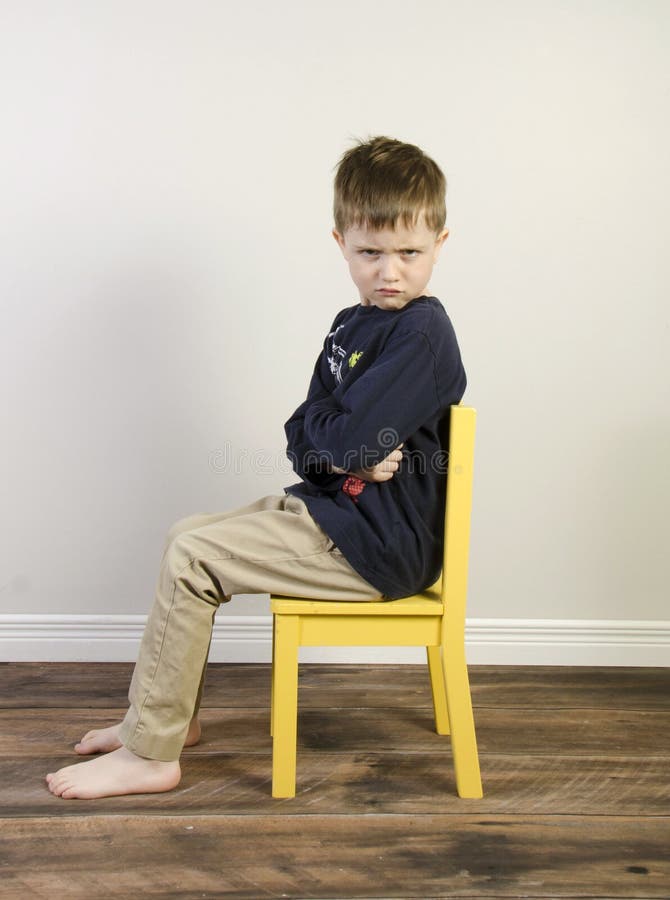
[348,351,364,369]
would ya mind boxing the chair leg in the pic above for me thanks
[271,613,300,799]
[270,615,275,737]
[426,645,450,735]
[442,645,483,798]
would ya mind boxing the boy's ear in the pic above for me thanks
[433,228,449,260]
[332,229,347,256]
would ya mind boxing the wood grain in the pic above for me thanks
[2,662,669,899]
[3,752,669,818]
[2,662,668,710]
[3,706,669,758]
[1,815,668,899]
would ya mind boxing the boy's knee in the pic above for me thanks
[163,531,198,573]
[164,514,203,549]
[163,532,228,605]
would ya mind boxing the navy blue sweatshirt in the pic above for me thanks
[284,295,466,599]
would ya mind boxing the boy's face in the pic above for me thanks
[332,214,449,311]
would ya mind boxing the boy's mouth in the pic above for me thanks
[377,289,401,295]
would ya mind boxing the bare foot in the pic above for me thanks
[74,717,202,755]
[46,746,181,799]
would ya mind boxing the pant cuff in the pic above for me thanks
[118,710,184,762]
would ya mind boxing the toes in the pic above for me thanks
[47,778,62,796]
[54,777,75,797]
[49,776,66,794]
[46,768,68,795]
[46,774,61,792]
[60,786,78,799]
[74,731,101,756]
[47,770,62,786]
[49,768,76,795]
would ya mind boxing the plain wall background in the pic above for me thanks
[1,0,668,625]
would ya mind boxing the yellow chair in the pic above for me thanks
[270,404,482,799]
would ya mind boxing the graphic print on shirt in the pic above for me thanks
[327,325,365,385]
[327,325,347,384]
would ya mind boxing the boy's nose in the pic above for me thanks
[380,258,399,281]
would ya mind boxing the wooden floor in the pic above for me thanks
[1,663,669,899]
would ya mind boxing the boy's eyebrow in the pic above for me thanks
[353,241,429,251]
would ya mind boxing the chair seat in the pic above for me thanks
[270,580,442,616]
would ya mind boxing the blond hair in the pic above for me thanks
[334,136,446,235]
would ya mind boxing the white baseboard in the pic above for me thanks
[1,614,669,665]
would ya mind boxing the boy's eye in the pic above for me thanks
[358,249,420,257]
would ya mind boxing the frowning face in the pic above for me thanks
[333,214,449,310]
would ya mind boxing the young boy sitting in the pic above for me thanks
[45,135,467,799]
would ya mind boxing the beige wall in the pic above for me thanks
[1,1,668,624]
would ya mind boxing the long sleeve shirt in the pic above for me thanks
[284,295,467,599]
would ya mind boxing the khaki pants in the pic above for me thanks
[118,494,381,761]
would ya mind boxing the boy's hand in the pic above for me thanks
[355,444,404,481]
[332,444,404,483]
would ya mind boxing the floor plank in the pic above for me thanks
[1,814,669,899]
[1,662,669,711]
[3,752,669,818]
[3,706,669,758]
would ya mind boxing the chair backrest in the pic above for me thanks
[440,405,476,631]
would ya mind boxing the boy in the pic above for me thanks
[45,136,466,799]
